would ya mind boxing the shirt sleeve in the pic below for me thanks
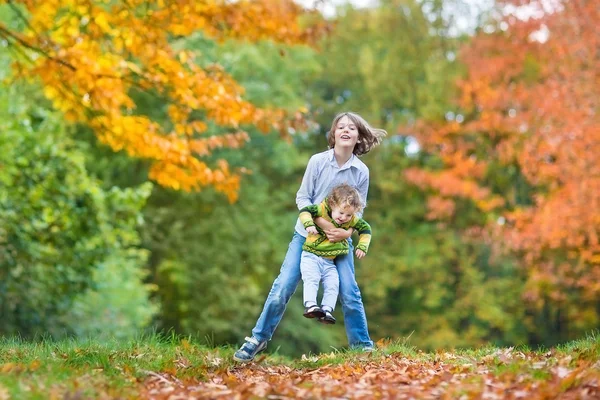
[355,168,369,219]
[296,155,319,210]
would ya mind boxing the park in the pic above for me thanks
[0,0,598,397]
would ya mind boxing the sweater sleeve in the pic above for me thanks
[299,204,320,229]
[351,218,372,254]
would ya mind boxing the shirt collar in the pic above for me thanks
[327,148,359,170]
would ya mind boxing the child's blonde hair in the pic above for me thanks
[327,112,387,156]
[326,183,364,212]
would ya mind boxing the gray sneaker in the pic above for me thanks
[233,336,267,363]
[351,343,376,352]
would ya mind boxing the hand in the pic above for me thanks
[355,249,366,259]
[325,227,352,243]
[306,226,318,235]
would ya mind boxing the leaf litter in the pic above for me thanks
[140,349,600,399]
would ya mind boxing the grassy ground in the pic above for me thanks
[1,333,599,399]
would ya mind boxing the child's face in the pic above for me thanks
[333,115,359,151]
[331,204,356,225]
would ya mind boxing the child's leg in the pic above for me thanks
[300,251,322,307]
[320,259,339,312]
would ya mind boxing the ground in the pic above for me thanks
[1,335,599,399]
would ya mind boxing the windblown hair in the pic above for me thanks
[326,183,364,212]
[327,111,387,156]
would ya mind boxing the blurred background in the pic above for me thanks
[0,0,598,356]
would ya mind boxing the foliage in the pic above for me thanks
[0,0,325,200]
[309,0,460,131]
[304,0,525,350]
[71,32,342,354]
[0,54,154,337]
[63,249,159,340]
[144,132,347,355]
[406,0,600,345]
[3,0,595,355]
[1,335,599,398]
[361,142,528,349]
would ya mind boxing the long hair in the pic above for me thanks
[326,112,387,156]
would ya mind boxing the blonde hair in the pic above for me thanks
[327,112,387,156]
[326,183,364,212]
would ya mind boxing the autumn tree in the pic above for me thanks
[406,0,599,344]
[309,0,459,130]
[0,0,323,201]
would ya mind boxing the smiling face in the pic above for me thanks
[331,204,357,225]
[332,115,359,151]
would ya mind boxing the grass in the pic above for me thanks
[0,334,222,399]
[1,333,599,399]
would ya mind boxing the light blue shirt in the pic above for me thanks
[295,149,369,237]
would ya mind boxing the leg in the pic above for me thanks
[250,232,305,342]
[300,251,322,307]
[320,259,339,312]
[336,240,374,348]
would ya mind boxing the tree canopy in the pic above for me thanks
[0,0,323,200]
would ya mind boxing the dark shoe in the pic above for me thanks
[318,310,336,324]
[303,305,326,319]
[233,336,267,363]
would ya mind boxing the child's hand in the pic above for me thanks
[325,228,352,243]
[306,226,318,235]
[355,249,366,259]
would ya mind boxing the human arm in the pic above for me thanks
[352,218,372,256]
[299,204,320,230]
[296,155,318,210]
[355,170,369,219]
[301,204,347,238]
[314,217,354,243]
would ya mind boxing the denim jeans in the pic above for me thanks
[251,231,373,348]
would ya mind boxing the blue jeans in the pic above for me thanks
[251,232,373,348]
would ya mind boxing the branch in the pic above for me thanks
[0,25,76,71]
[6,0,39,36]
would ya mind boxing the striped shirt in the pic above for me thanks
[294,149,370,237]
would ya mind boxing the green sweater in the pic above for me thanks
[299,200,372,259]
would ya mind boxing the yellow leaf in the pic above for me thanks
[126,61,141,74]
[94,13,110,32]
[66,25,79,37]
[43,86,58,100]
[180,338,191,350]
[29,359,41,371]
[1,363,15,373]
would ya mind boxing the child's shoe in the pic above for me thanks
[303,305,326,319]
[318,310,336,324]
